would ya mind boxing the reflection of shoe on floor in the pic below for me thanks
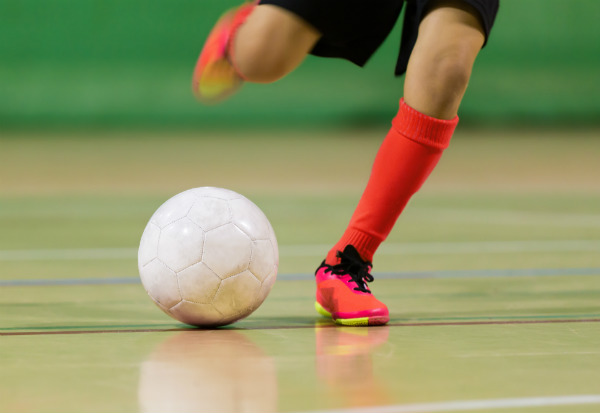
[315,325,392,406]
[315,245,389,326]
[316,325,390,357]
[192,2,257,103]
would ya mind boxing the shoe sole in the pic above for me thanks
[315,302,389,327]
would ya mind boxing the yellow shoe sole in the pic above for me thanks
[314,302,371,326]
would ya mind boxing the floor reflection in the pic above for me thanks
[139,330,277,413]
[139,323,392,412]
[316,323,392,408]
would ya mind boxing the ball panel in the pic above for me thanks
[150,191,196,229]
[259,273,277,299]
[138,222,160,269]
[140,259,182,309]
[229,198,272,241]
[249,239,278,283]
[212,271,262,318]
[187,197,231,231]
[203,223,252,279]
[189,187,243,200]
[169,301,225,327]
[158,217,205,273]
[267,221,279,259]
[177,262,221,304]
[151,296,173,315]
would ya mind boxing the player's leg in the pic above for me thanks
[319,0,493,326]
[192,2,320,103]
[403,0,486,119]
[231,5,321,83]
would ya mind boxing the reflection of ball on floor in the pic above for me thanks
[138,187,278,327]
[138,331,277,413]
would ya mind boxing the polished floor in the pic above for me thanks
[1,130,600,412]
[2,274,600,413]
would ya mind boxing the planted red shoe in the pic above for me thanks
[315,245,389,326]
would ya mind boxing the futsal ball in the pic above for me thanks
[138,187,278,327]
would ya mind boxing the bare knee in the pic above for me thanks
[403,1,485,119]
[230,5,320,83]
[404,46,477,119]
[232,36,292,83]
[426,50,474,107]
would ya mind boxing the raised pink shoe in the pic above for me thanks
[192,2,256,103]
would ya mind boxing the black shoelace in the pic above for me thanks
[323,246,374,293]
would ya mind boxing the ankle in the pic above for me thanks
[326,229,381,265]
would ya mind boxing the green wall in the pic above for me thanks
[1,0,599,128]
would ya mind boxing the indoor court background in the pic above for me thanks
[1,1,600,413]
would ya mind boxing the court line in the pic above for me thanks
[418,207,600,229]
[2,267,598,287]
[0,277,142,286]
[2,318,600,336]
[291,395,600,413]
[0,328,189,336]
[0,239,599,261]
[288,240,600,257]
[387,318,600,327]
[0,248,136,261]
[456,351,600,358]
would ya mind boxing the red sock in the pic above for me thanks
[326,98,458,265]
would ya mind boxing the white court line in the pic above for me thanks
[284,240,600,257]
[0,240,599,261]
[0,248,137,261]
[416,207,600,228]
[293,395,600,413]
[456,351,600,358]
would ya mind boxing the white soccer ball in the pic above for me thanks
[138,187,278,327]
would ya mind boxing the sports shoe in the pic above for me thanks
[315,245,389,326]
[192,2,257,103]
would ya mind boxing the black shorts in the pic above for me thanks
[257,0,499,76]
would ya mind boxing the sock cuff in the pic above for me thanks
[392,98,459,150]
[330,228,383,264]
